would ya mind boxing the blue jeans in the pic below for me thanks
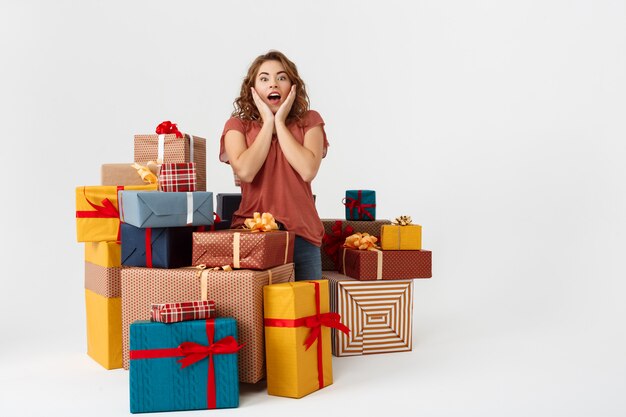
[293,236,322,281]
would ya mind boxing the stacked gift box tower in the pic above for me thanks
[75,123,433,412]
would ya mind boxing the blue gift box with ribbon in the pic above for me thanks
[344,190,376,221]
[129,318,240,413]
[121,223,194,269]
[118,191,214,228]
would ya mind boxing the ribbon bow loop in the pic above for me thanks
[322,221,355,264]
[155,120,183,138]
[243,212,279,232]
[176,336,242,368]
[302,312,350,350]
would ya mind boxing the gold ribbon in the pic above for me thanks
[343,232,380,250]
[233,233,241,269]
[131,162,160,185]
[196,264,233,301]
[392,215,413,226]
[243,212,279,232]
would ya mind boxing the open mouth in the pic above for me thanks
[267,92,281,105]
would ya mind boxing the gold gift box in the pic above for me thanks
[380,224,422,250]
[75,184,156,242]
[85,289,122,369]
[84,241,121,267]
[263,280,333,398]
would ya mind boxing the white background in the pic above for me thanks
[1,0,625,416]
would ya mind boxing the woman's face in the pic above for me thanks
[253,60,293,113]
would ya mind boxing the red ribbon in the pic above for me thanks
[129,319,243,409]
[342,190,375,220]
[264,281,350,389]
[322,220,354,267]
[210,212,221,231]
[155,120,183,138]
[145,228,153,268]
[75,186,124,241]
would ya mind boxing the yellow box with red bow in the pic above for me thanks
[263,280,349,398]
[75,184,157,242]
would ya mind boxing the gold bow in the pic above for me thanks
[131,161,160,185]
[343,232,380,251]
[392,215,413,226]
[243,212,279,232]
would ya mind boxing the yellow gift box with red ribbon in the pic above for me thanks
[75,184,157,242]
[263,280,349,398]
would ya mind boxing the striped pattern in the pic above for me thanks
[325,271,413,356]
[159,162,197,192]
[150,300,216,323]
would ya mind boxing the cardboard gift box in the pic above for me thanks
[129,318,240,413]
[321,219,391,271]
[118,190,214,228]
[344,189,376,221]
[380,224,422,250]
[76,184,157,242]
[324,271,414,356]
[121,223,193,269]
[192,230,295,270]
[263,280,348,398]
[134,132,206,191]
[338,248,432,280]
[121,263,294,383]
[215,193,242,222]
[150,301,216,323]
[85,288,122,369]
[85,261,121,298]
[100,163,147,186]
[159,162,197,192]
[84,241,121,268]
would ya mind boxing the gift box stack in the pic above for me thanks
[320,189,433,356]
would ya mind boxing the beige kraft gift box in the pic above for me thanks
[134,133,206,191]
[121,263,294,383]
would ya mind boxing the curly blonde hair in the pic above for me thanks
[232,50,310,125]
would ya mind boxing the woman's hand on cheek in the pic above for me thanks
[275,85,296,125]
[251,87,275,124]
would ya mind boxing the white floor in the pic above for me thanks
[2,266,625,417]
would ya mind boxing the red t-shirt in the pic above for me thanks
[219,110,329,246]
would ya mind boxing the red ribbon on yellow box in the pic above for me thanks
[129,318,243,409]
[264,281,349,389]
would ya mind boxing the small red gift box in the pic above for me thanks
[159,162,197,192]
[150,300,216,323]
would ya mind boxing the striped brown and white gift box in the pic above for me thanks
[158,162,196,192]
[134,133,206,191]
[324,271,413,356]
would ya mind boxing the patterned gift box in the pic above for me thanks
[130,318,239,413]
[159,162,197,192]
[380,224,422,250]
[337,248,432,280]
[264,280,348,398]
[85,289,122,369]
[84,241,121,268]
[121,263,294,383]
[121,223,193,269]
[215,193,242,222]
[321,219,391,271]
[344,189,376,221]
[75,184,157,242]
[134,132,206,191]
[100,163,147,186]
[192,230,295,270]
[118,190,214,228]
[150,301,216,323]
[324,271,413,356]
[85,261,121,298]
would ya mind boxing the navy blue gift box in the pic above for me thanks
[121,223,194,268]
